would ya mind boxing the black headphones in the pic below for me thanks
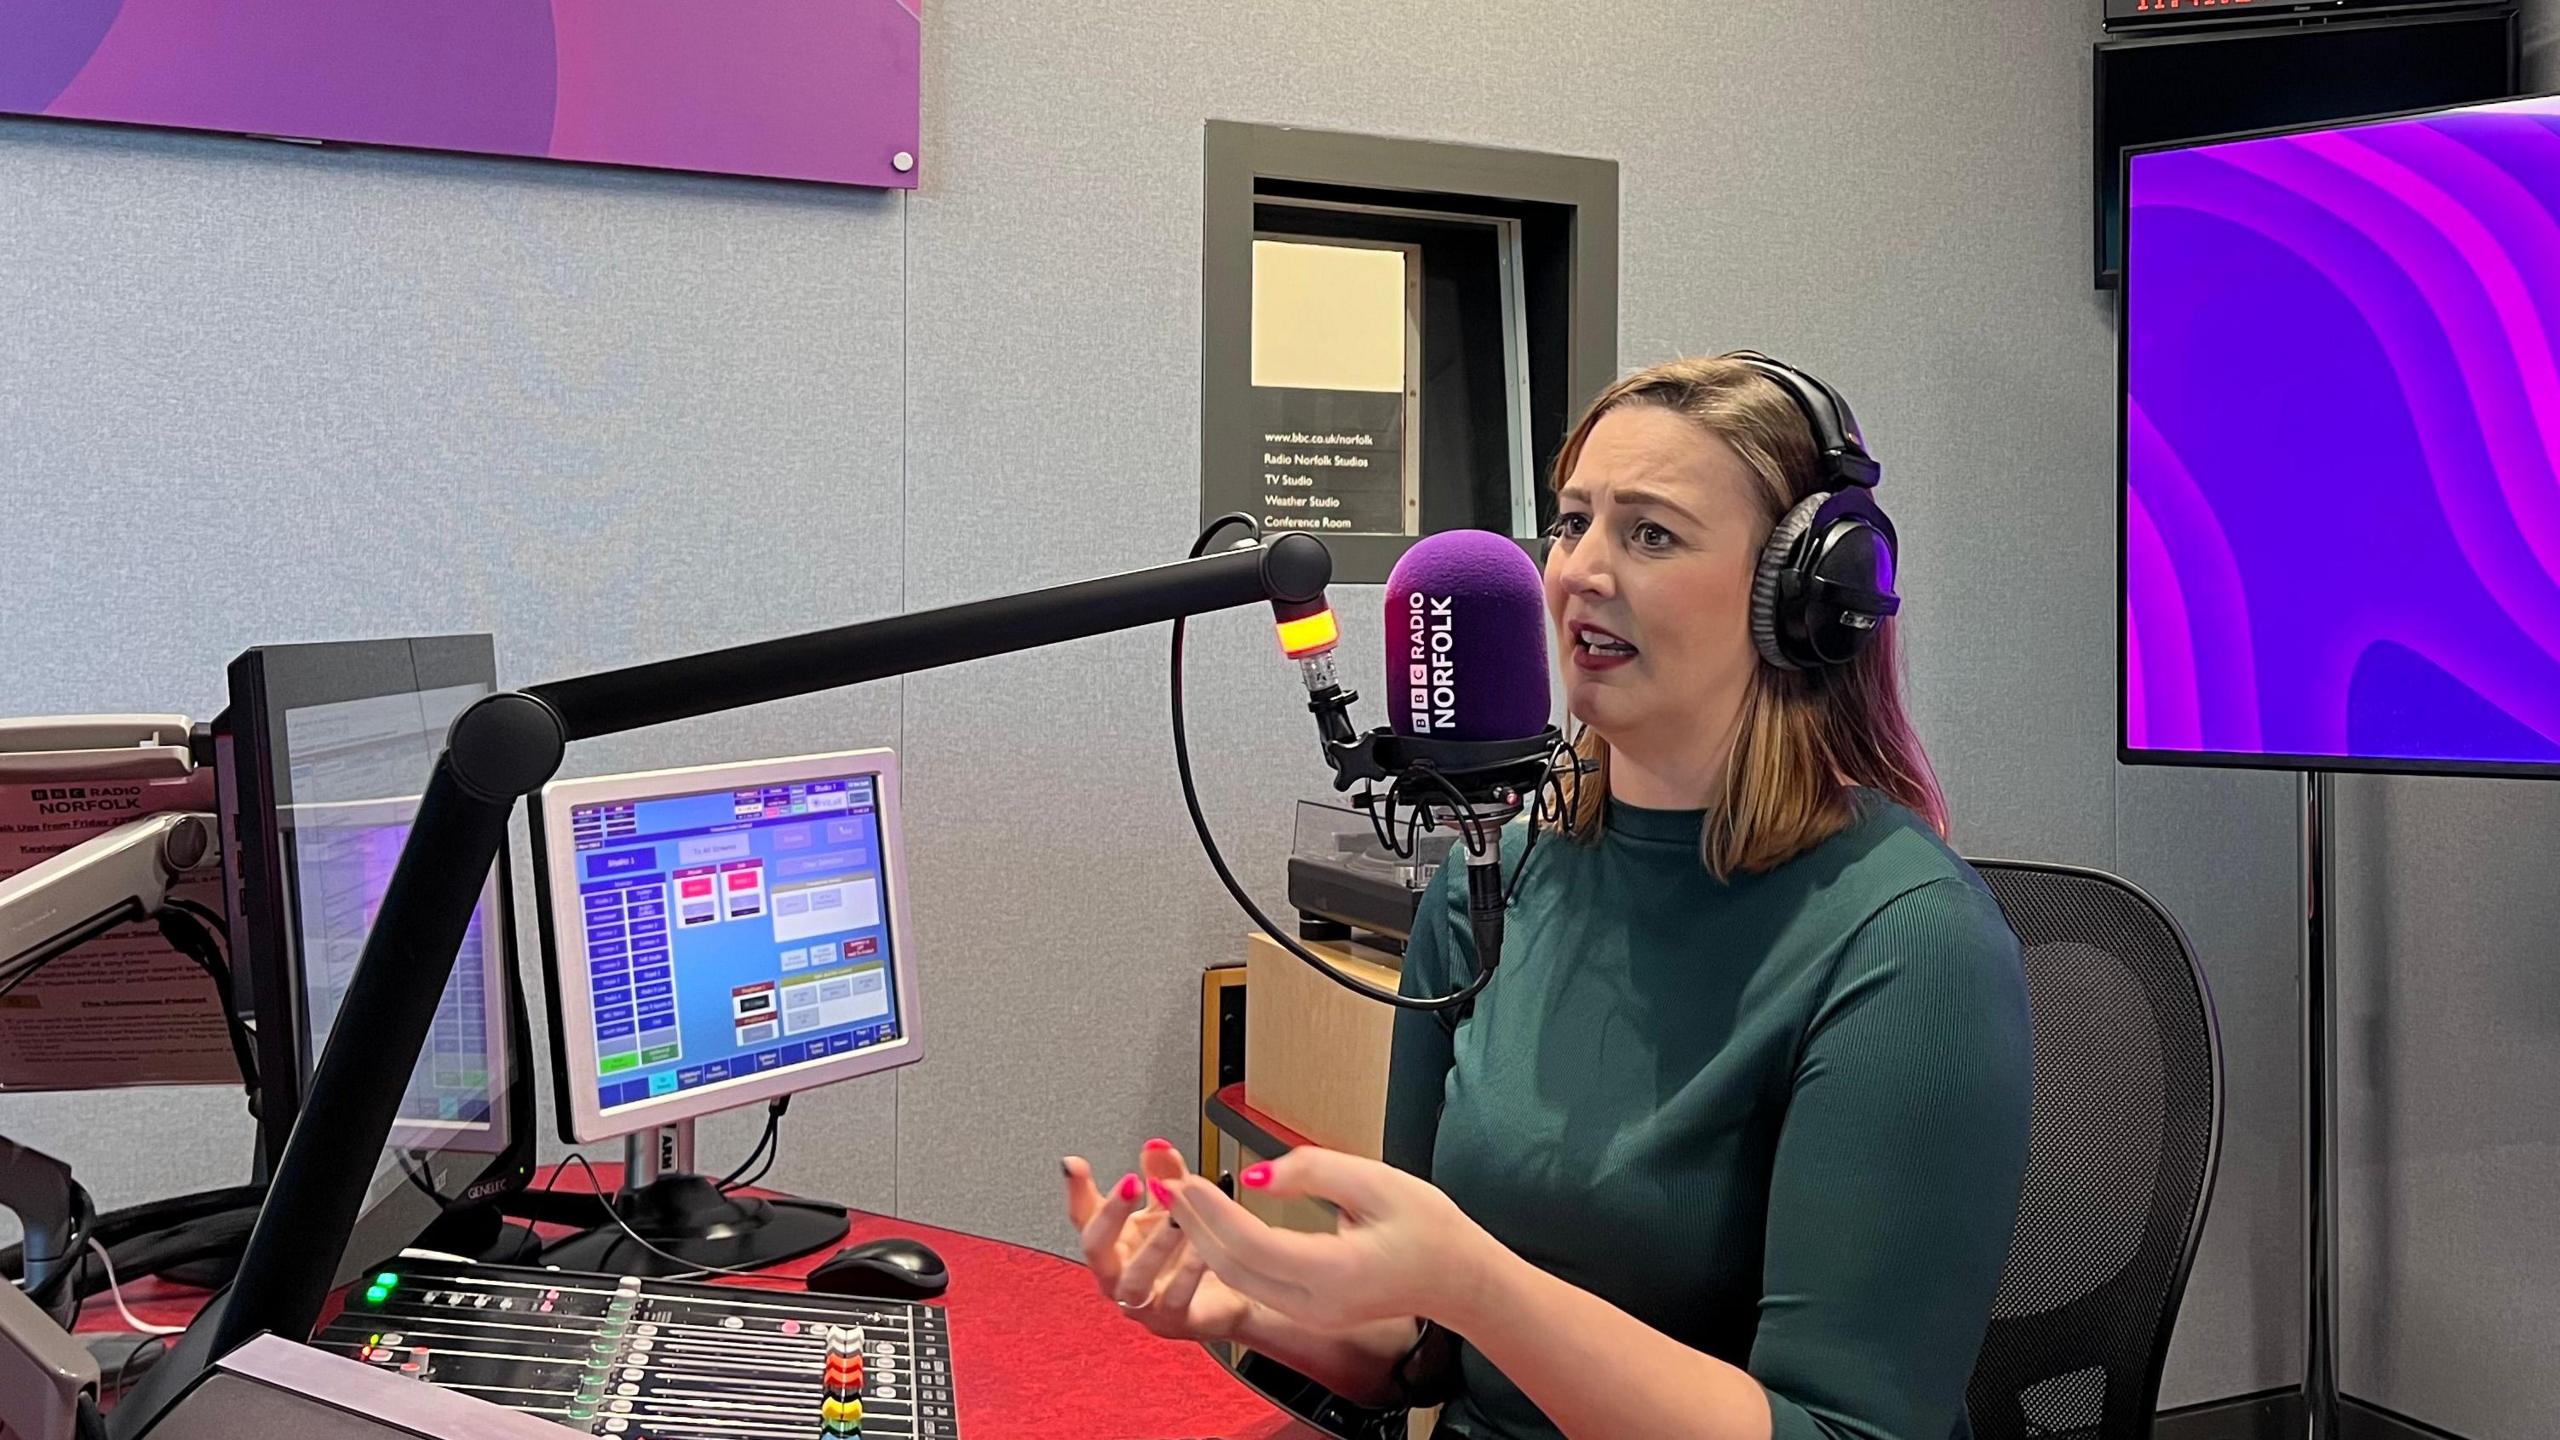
[1729,352,1902,671]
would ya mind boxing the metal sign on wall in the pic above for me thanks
[1245,238,1421,539]
[1247,389,1411,538]
[0,0,923,189]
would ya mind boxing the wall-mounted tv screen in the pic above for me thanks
[2122,93,2560,776]
[2094,8,2518,286]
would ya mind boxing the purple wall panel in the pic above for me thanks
[0,0,921,188]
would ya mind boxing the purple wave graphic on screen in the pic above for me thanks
[2125,95,2560,767]
[0,0,921,189]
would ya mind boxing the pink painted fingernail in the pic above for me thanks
[1241,1163,1272,1189]
[1149,1180,1173,1207]
[1116,1173,1142,1204]
[1143,1137,1175,1154]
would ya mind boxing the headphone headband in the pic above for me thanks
[1727,351,1881,492]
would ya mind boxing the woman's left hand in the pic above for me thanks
[1160,1148,1502,1332]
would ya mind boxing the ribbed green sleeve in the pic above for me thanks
[1752,878,2032,1440]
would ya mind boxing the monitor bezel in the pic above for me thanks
[531,747,924,1146]
[224,635,537,1188]
[2116,90,2560,780]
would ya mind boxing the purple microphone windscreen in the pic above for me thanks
[1386,530,1552,741]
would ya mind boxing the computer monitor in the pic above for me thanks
[225,637,535,1206]
[529,747,922,1272]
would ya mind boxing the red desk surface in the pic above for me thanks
[80,1166,1313,1440]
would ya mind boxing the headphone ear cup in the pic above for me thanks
[1750,492,1832,671]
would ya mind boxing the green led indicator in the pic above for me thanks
[375,1273,399,1288]
[364,1286,389,1304]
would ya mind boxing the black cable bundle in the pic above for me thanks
[159,899,258,1104]
[718,1097,790,1193]
[9,1180,99,1328]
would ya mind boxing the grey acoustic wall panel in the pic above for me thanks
[2331,775,2560,1440]
[2114,764,2305,1405]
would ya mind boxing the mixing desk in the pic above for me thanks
[308,1259,959,1439]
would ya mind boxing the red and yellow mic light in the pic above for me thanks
[1272,597,1340,660]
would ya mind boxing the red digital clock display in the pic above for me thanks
[2105,0,2263,17]
[2106,0,2477,21]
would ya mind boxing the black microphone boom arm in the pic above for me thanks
[123,534,1332,1435]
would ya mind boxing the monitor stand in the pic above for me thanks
[536,1120,848,1277]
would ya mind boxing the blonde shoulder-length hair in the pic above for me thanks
[1555,354,1949,878]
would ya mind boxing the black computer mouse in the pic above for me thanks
[806,1236,949,1300]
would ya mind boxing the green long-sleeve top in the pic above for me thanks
[1383,794,2032,1440]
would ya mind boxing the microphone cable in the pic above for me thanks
[1169,514,1562,1014]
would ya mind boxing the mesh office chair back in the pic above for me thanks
[1965,861,2224,1440]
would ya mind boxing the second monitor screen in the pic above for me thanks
[284,682,511,1154]
[570,773,901,1118]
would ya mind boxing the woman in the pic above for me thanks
[1065,354,2032,1440]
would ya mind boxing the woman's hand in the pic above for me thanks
[1062,1140,1260,1344]
[1160,1147,1501,1333]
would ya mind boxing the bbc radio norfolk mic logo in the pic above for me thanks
[27,786,146,816]
[1406,592,1457,733]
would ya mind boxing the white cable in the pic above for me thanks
[87,1239,184,1335]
